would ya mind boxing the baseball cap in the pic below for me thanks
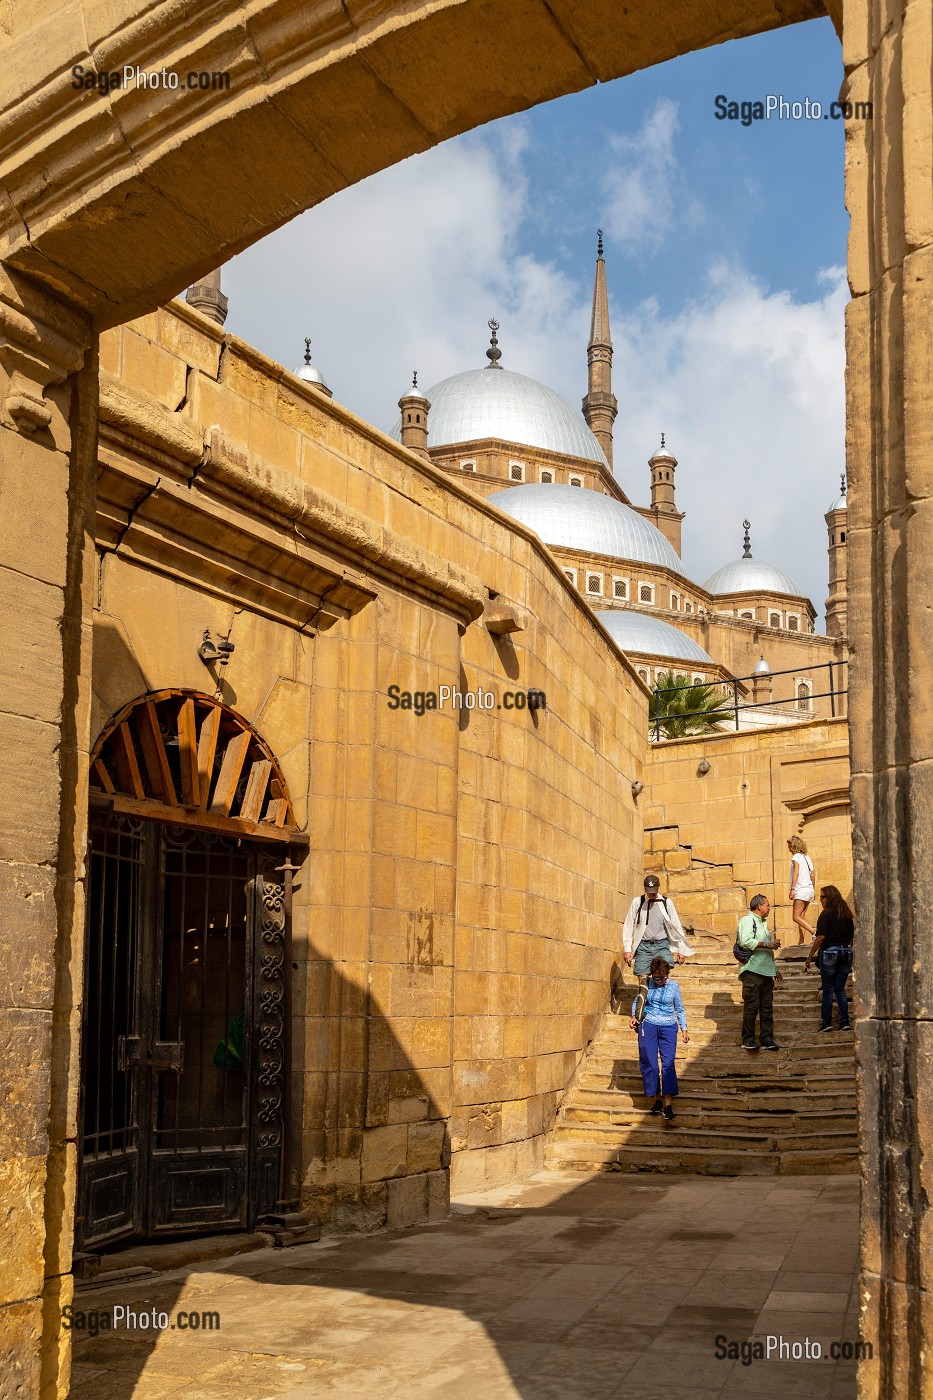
[643,875,660,891]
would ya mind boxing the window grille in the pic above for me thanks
[540,470,553,483]
[796,681,812,711]
[769,613,781,628]
[739,610,754,621]
[460,460,475,472]
[587,575,602,594]
[509,461,524,481]
[671,594,679,610]
[564,569,576,586]
[569,477,582,487]
[613,579,627,599]
[787,615,800,631]
[639,584,654,604]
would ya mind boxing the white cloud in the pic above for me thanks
[224,122,845,625]
[602,99,688,254]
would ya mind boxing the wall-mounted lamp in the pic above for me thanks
[697,759,711,776]
[631,779,644,798]
[198,629,235,665]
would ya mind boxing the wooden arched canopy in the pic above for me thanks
[89,690,305,845]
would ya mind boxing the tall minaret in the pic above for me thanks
[648,433,684,555]
[824,473,848,638]
[185,267,228,326]
[582,230,618,467]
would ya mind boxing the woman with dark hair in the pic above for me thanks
[629,956,689,1121]
[806,885,855,1031]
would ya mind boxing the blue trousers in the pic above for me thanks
[820,948,852,1025]
[638,1021,679,1097]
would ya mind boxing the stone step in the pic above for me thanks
[562,1105,858,1135]
[545,1141,781,1176]
[600,1019,850,1041]
[582,1049,854,1075]
[566,1086,857,1115]
[551,1123,859,1154]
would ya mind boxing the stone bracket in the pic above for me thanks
[0,268,89,435]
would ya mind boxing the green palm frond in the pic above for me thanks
[651,671,732,739]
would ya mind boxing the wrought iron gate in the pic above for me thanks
[77,816,283,1248]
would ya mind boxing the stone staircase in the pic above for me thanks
[546,931,858,1176]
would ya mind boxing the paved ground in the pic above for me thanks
[70,1171,861,1399]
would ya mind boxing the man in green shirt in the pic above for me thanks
[736,893,782,1051]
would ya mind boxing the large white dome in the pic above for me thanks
[703,556,804,598]
[596,609,713,664]
[391,366,608,465]
[488,483,688,576]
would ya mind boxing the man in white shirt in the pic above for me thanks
[623,874,694,977]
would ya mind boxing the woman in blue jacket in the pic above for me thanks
[629,956,689,1121]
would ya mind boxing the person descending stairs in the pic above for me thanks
[546,928,857,1176]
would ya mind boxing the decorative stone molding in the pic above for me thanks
[96,373,486,630]
[0,268,89,433]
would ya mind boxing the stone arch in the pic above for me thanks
[89,688,301,841]
[0,0,826,322]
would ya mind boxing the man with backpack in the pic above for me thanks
[623,875,694,977]
[735,893,782,1052]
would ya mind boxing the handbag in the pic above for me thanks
[733,937,752,964]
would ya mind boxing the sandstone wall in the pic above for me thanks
[643,719,852,941]
[95,303,646,1226]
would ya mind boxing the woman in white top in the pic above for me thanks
[787,834,816,943]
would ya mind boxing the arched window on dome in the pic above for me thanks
[563,568,577,587]
[540,469,553,483]
[460,459,476,472]
[637,667,649,684]
[638,583,655,605]
[684,601,693,613]
[769,612,781,628]
[692,674,705,686]
[670,592,680,610]
[796,680,812,712]
[509,461,525,482]
[569,476,583,487]
[586,573,603,596]
[613,578,628,600]
[739,610,755,621]
[787,614,800,632]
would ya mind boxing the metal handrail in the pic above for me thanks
[651,658,848,741]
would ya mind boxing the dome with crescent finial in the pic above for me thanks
[389,320,608,465]
[703,519,804,598]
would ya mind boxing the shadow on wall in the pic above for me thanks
[68,957,860,1400]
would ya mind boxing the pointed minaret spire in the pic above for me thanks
[582,230,618,467]
[742,519,753,558]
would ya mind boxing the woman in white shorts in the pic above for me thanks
[787,834,816,943]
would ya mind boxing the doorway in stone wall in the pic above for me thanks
[77,690,302,1249]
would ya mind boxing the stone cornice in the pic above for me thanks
[96,370,486,629]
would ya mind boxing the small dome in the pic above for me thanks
[488,483,687,576]
[828,490,847,511]
[703,556,804,598]
[753,656,771,675]
[648,435,677,465]
[391,366,608,465]
[294,339,329,392]
[595,609,713,664]
[296,361,327,387]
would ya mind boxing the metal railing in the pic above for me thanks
[651,658,848,741]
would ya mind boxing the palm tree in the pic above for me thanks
[651,671,731,740]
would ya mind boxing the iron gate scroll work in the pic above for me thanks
[78,690,304,1248]
[251,861,286,1220]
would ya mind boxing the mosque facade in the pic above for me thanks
[389,241,849,722]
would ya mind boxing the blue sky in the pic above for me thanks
[226,17,848,622]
